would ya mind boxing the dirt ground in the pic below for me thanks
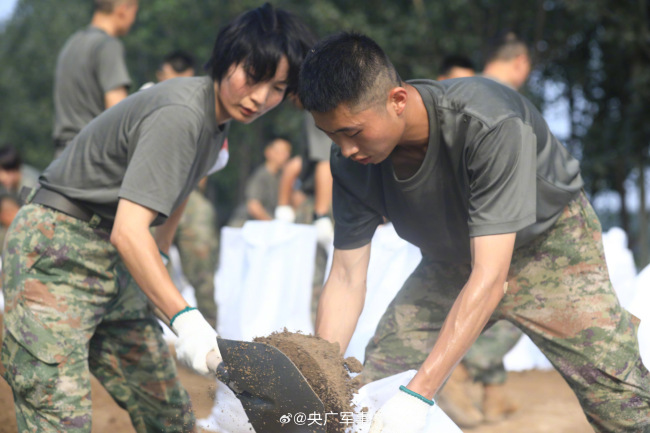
[0,314,593,433]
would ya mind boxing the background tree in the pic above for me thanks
[1,0,648,265]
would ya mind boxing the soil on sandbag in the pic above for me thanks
[254,330,362,433]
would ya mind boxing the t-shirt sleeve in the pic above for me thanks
[119,105,200,217]
[332,176,383,250]
[466,117,537,237]
[96,38,131,92]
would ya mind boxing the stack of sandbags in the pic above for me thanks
[602,227,638,310]
[216,221,317,340]
[343,224,421,364]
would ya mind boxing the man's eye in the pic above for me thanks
[347,130,361,137]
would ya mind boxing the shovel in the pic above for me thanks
[154,306,326,432]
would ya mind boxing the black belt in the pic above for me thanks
[30,188,114,231]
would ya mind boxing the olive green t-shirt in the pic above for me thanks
[331,78,583,263]
[41,76,229,226]
[245,164,282,218]
[53,26,132,143]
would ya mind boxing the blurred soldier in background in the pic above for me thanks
[436,54,476,80]
[53,0,138,155]
[229,138,292,226]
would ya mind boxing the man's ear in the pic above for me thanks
[388,86,408,116]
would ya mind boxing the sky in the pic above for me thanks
[0,0,18,22]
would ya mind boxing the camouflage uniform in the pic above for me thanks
[174,189,219,327]
[0,203,195,432]
[361,192,650,432]
[463,320,522,384]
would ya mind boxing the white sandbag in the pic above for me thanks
[350,370,462,433]
[602,227,637,310]
[214,226,249,340]
[215,221,317,341]
[628,263,650,323]
[196,371,461,433]
[196,383,255,433]
[344,224,421,364]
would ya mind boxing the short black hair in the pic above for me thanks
[439,55,475,76]
[485,31,529,63]
[299,32,402,113]
[264,137,291,149]
[162,50,195,74]
[206,3,315,96]
[0,145,22,171]
[93,0,134,14]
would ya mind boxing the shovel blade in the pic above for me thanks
[217,338,327,433]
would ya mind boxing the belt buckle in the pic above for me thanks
[88,213,113,232]
[88,214,103,229]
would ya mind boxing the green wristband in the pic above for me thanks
[170,306,197,328]
[399,385,435,406]
[159,250,170,264]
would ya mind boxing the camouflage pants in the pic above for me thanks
[463,320,522,384]
[0,204,195,432]
[362,192,650,432]
[175,190,219,327]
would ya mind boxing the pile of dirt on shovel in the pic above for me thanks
[254,330,363,432]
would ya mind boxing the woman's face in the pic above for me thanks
[216,56,290,124]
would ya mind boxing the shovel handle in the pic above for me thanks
[207,349,222,373]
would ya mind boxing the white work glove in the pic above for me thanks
[274,205,296,223]
[314,215,334,249]
[369,386,434,433]
[171,307,222,375]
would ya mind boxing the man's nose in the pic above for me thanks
[339,139,359,159]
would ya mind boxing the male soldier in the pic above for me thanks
[0,5,314,432]
[482,31,531,90]
[299,32,650,433]
[276,111,335,248]
[140,50,196,90]
[52,0,138,153]
[436,54,476,80]
[230,138,292,225]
